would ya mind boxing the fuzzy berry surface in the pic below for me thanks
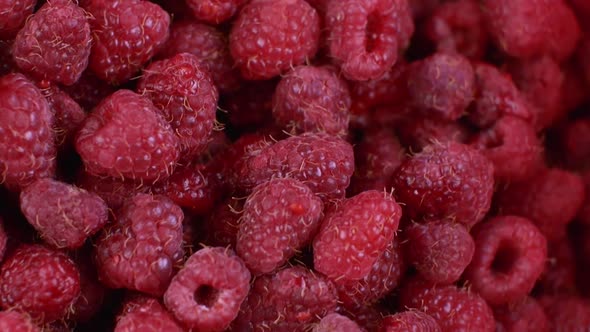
[379,311,441,332]
[115,297,183,332]
[313,313,363,332]
[494,296,549,332]
[0,0,36,39]
[185,0,246,24]
[0,311,40,332]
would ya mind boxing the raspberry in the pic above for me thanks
[538,239,578,294]
[233,266,337,331]
[159,21,240,92]
[137,53,218,159]
[561,61,590,112]
[0,244,80,323]
[272,65,351,136]
[340,304,387,332]
[203,197,243,248]
[0,0,36,39]
[85,0,170,85]
[185,0,246,24]
[495,168,585,241]
[115,297,183,332]
[313,313,363,332]
[407,53,475,121]
[539,295,590,331]
[396,114,470,152]
[559,118,590,170]
[399,278,495,332]
[544,0,582,61]
[236,178,323,275]
[238,133,354,201]
[0,73,56,191]
[37,83,86,148]
[493,297,549,332]
[392,142,494,228]
[405,221,474,285]
[229,0,320,80]
[408,0,440,19]
[19,178,108,249]
[0,311,40,332]
[12,0,91,85]
[379,311,441,332]
[95,194,184,296]
[76,171,149,210]
[75,90,180,182]
[61,70,114,111]
[164,247,250,331]
[464,216,547,305]
[469,116,543,182]
[313,190,402,280]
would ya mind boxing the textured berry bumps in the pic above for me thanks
[0,0,36,39]
[494,296,549,332]
[380,311,441,332]
[0,311,40,332]
[185,0,246,24]
[314,313,363,332]
[115,297,183,332]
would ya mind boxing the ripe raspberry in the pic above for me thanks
[272,65,351,136]
[229,0,320,80]
[75,90,180,182]
[203,197,243,248]
[233,266,337,331]
[115,297,183,332]
[405,221,474,285]
[396,114,470,152]
[37,83,86,148]
[399,278,495,332]
[85,0,170,85]
[0,73,56,191]
[0,0,36,39]
[464,216,547,305]
[164,247,250,331]
[185,0,246,24]
[392,142,494,228]
[76,171,149,210]
[95,194,184,296]
[408,0,440,19]
[0,311,40,332]
[313,313,363,332]
[539,295,590,331]
[339,304,387,332]
[236,178,323,275]
[495,168,585,241]
[12,0,91,85]
[60,70,114,111]
[561,61,590,112]
[238,133,354,201]
[159,21,240,92]
[379,311,441,332]
[0,244,80,323]
[493,297,549,332]
[407,53,475,121]
[313,190,402,280]
[20,178,108,249]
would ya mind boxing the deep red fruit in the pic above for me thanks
[203,197,243,248]
[559,118,590,170]
[379,311,441,332]
[405,221,474,285]
[37,83,86,148]
[314,313,363,332]
[95,194,184,296]
[75,90,180,182]
[85,0,170,85]
[396,114,470,152]
[13,0,91,85]
[222,80,276,131]
[0,0,36,39]
[313,190,402,281]
[185,0,246,24]
[20,178,108,249]
[465,216,547,306]
[164,247,251,332]
[76,171,149,211]
[0,245,80,323]
[539,295,590,331]
[392,142,494,228]
[230,0,320,80]
[60,70,114,111]
[0,73,56,191]
[0,311,40,332]
[115,297,183,332]
[538,239,578,294]
[494,296,549,332]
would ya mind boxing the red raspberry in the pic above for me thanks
[0,73,56,191]
[115,297,183,332]
[137,53,218,159]
[76,171,149,211]
[95,194,184,296]
[85,0,170,85]
[164,247,250,331]
[379,311,441,332]
[399,278,495,332]
[12,0,91,85]
[20,178,108,249]
[396,114,470,152]
[60,70,114,111]
[0,245,80,323]
[229,0,320,80]
[392,142,494,228]
[37,83,86,148]
[159,21,240,92]
[561,61,590,112]
[559,118,590,170]
[313,313,363,332]
[233,266,337,331]
[0,311,40,332]
[238,133,354,201]
[408,0,440,19]
[493,296,549,332]
[185,0,246,24]
[0,0,36,39]
[544,0,582,61]
[203,197,243,248]
[405,221,474,285]
[75,90,180,182]
[221,80,276,132]
[464,216,547,306]
[236,178,323,275]
[538,239,578,294]
[272,65,351,136]
[407,53,475,121]
[495,168,585,241]
[539,295,590,331]
[340,304,387,332]
[313,190,402,280]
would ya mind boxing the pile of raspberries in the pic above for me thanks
[2,0,590,330]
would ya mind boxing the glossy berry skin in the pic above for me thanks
[494,296,549,332]
[85,0,170,85]
[314,313,363,332]
[0,245,80,323]
[137,53,218,159]
[75,90,180,182]
[465,216,547,306]
[229,0,320,80]
[13,0,92,85]
[0,311,40,332]
[115,297,183,332]
[185,0,246,24]
[539,295,590,332]
[313,190,402,281]
[0,0,36,39]
[379,311,441,332]
[0,73,56,191]
[95,194,184,296]
[20,178,108,249]
[164,247,251,332]
[237,178,323,275]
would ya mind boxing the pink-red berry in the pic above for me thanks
[0,0,36,39]
[185,0,246,24]
[379,311,441,332]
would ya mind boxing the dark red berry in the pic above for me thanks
[185,0,246,24]
[494,296,549,332]
[539,295,590,332]
[314,313,363,332]
[0,0,36,39]
[0,311,40,332]
[379,311,441,332]
[115,296,183,332]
